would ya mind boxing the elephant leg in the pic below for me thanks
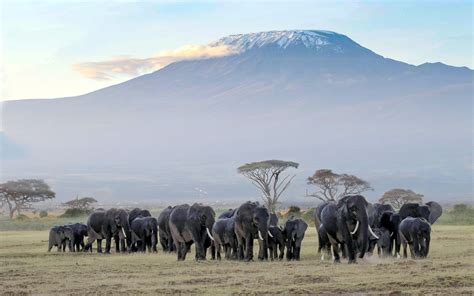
[236,235,244,260]
[48,242,53,252]
[286,240,292,261]
[332,243,340,263]
[97,239,103,253]
[279,243,285,260]
[244,233,253,261]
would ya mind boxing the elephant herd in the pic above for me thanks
[47,196,442,264]
[314,196,442,263]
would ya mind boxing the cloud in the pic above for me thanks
[73,44,238,80]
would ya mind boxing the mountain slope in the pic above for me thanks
[2,30,472,202]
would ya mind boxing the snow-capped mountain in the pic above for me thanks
[214,30,369,54]
[2,30,472,202]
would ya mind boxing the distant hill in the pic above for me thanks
[2,30,472,203]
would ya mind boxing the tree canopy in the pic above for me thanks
[306,169,372,202]
[379,188,423,210]
[238,160,299,213]
[0,179,55,218]
[63,196,98,210]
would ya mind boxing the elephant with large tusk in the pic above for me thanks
[234,201,270,261]
[169,203,216,261]
[320,195,371,264]
[84,208,132,253]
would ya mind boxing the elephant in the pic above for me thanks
[399,203,430,221]
[368,203,394,228]
[267,225,285,260]
[399,217,431,259]
[380,211,402,257]
[426,201,443,224]
[269,213,279,226]
[48,225,68,252]
[63,223,88,252]
[212,214,238,260]
[314,202,333,260]
[234,201,270,261]
[84,208,131,253]
[131,216,158,253]
[283,217,307,261]
[367,227,392,257]
[169,203,216,261]
[321,195,377,264]
[129,208,152,224]
[219,208,236,219]
[157,206,175,252]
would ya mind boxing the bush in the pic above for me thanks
[60,208,90,218]
[15,214,31,221]
[39,210,48,218]
[288,205,301,214]
[437,203,474,225]
[301,208,316,225]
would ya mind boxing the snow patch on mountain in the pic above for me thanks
[213,30,349,52]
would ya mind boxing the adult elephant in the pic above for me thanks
[321,195,377,264]
[369,203,394,228]
[314,202,332,259]
[425,201,443,224]
[399,203,430,221]
[283,217,308,261]
[399,217,431,258]
[64,223,88,252]
[157,206,175,252]
[84,208,131,253]
[218,208,236,219]
[131,216,158,252]
[48,225,67,252]
[169,203,215,261]
[380,211,402,257]
[234,201,270,261]
[129,208,152,224]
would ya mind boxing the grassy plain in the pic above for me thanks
[1,225,473,295]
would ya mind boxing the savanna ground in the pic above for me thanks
[1,225,473,295]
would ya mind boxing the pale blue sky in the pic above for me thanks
[1,0,472,101]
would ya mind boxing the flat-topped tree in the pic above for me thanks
[238,160,299,213]
[306,169,372,202]
[63,196,98,211]
[0,179,55,218]
[379,188,424,210]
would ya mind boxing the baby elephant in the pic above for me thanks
[399,217,431,259]
[283,217,308,261]
[268,226,285,260]
[131,216,158,252]
[48,225,68,252]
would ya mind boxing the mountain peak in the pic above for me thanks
[212,30,364,54]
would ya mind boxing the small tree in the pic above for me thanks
[306,169,372,202]
[238,160,299,213]
[379,188,424,210]
[0,179,56,218]
[63,196,97,211]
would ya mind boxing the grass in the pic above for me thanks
[0,225,473,295]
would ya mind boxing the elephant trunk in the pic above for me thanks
[424,234,430,257]
[357,211,369,258]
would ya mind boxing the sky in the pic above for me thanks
[1,0,472,101]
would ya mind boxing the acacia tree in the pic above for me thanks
[238,160,299,213]
[379,188,424,210]
[306,169,372,202]
[63,196,97,211]
[0,179,56,218]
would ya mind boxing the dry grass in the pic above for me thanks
[1,225,473,295]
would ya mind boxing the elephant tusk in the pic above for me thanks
[390,232,393,236]
[206,228,215,241]
[267,230,274,238]
[258,230,264,241]
[121,227,127,239]
[350,221,359,235]
[368,225,379,240]
[321,254,324,261]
